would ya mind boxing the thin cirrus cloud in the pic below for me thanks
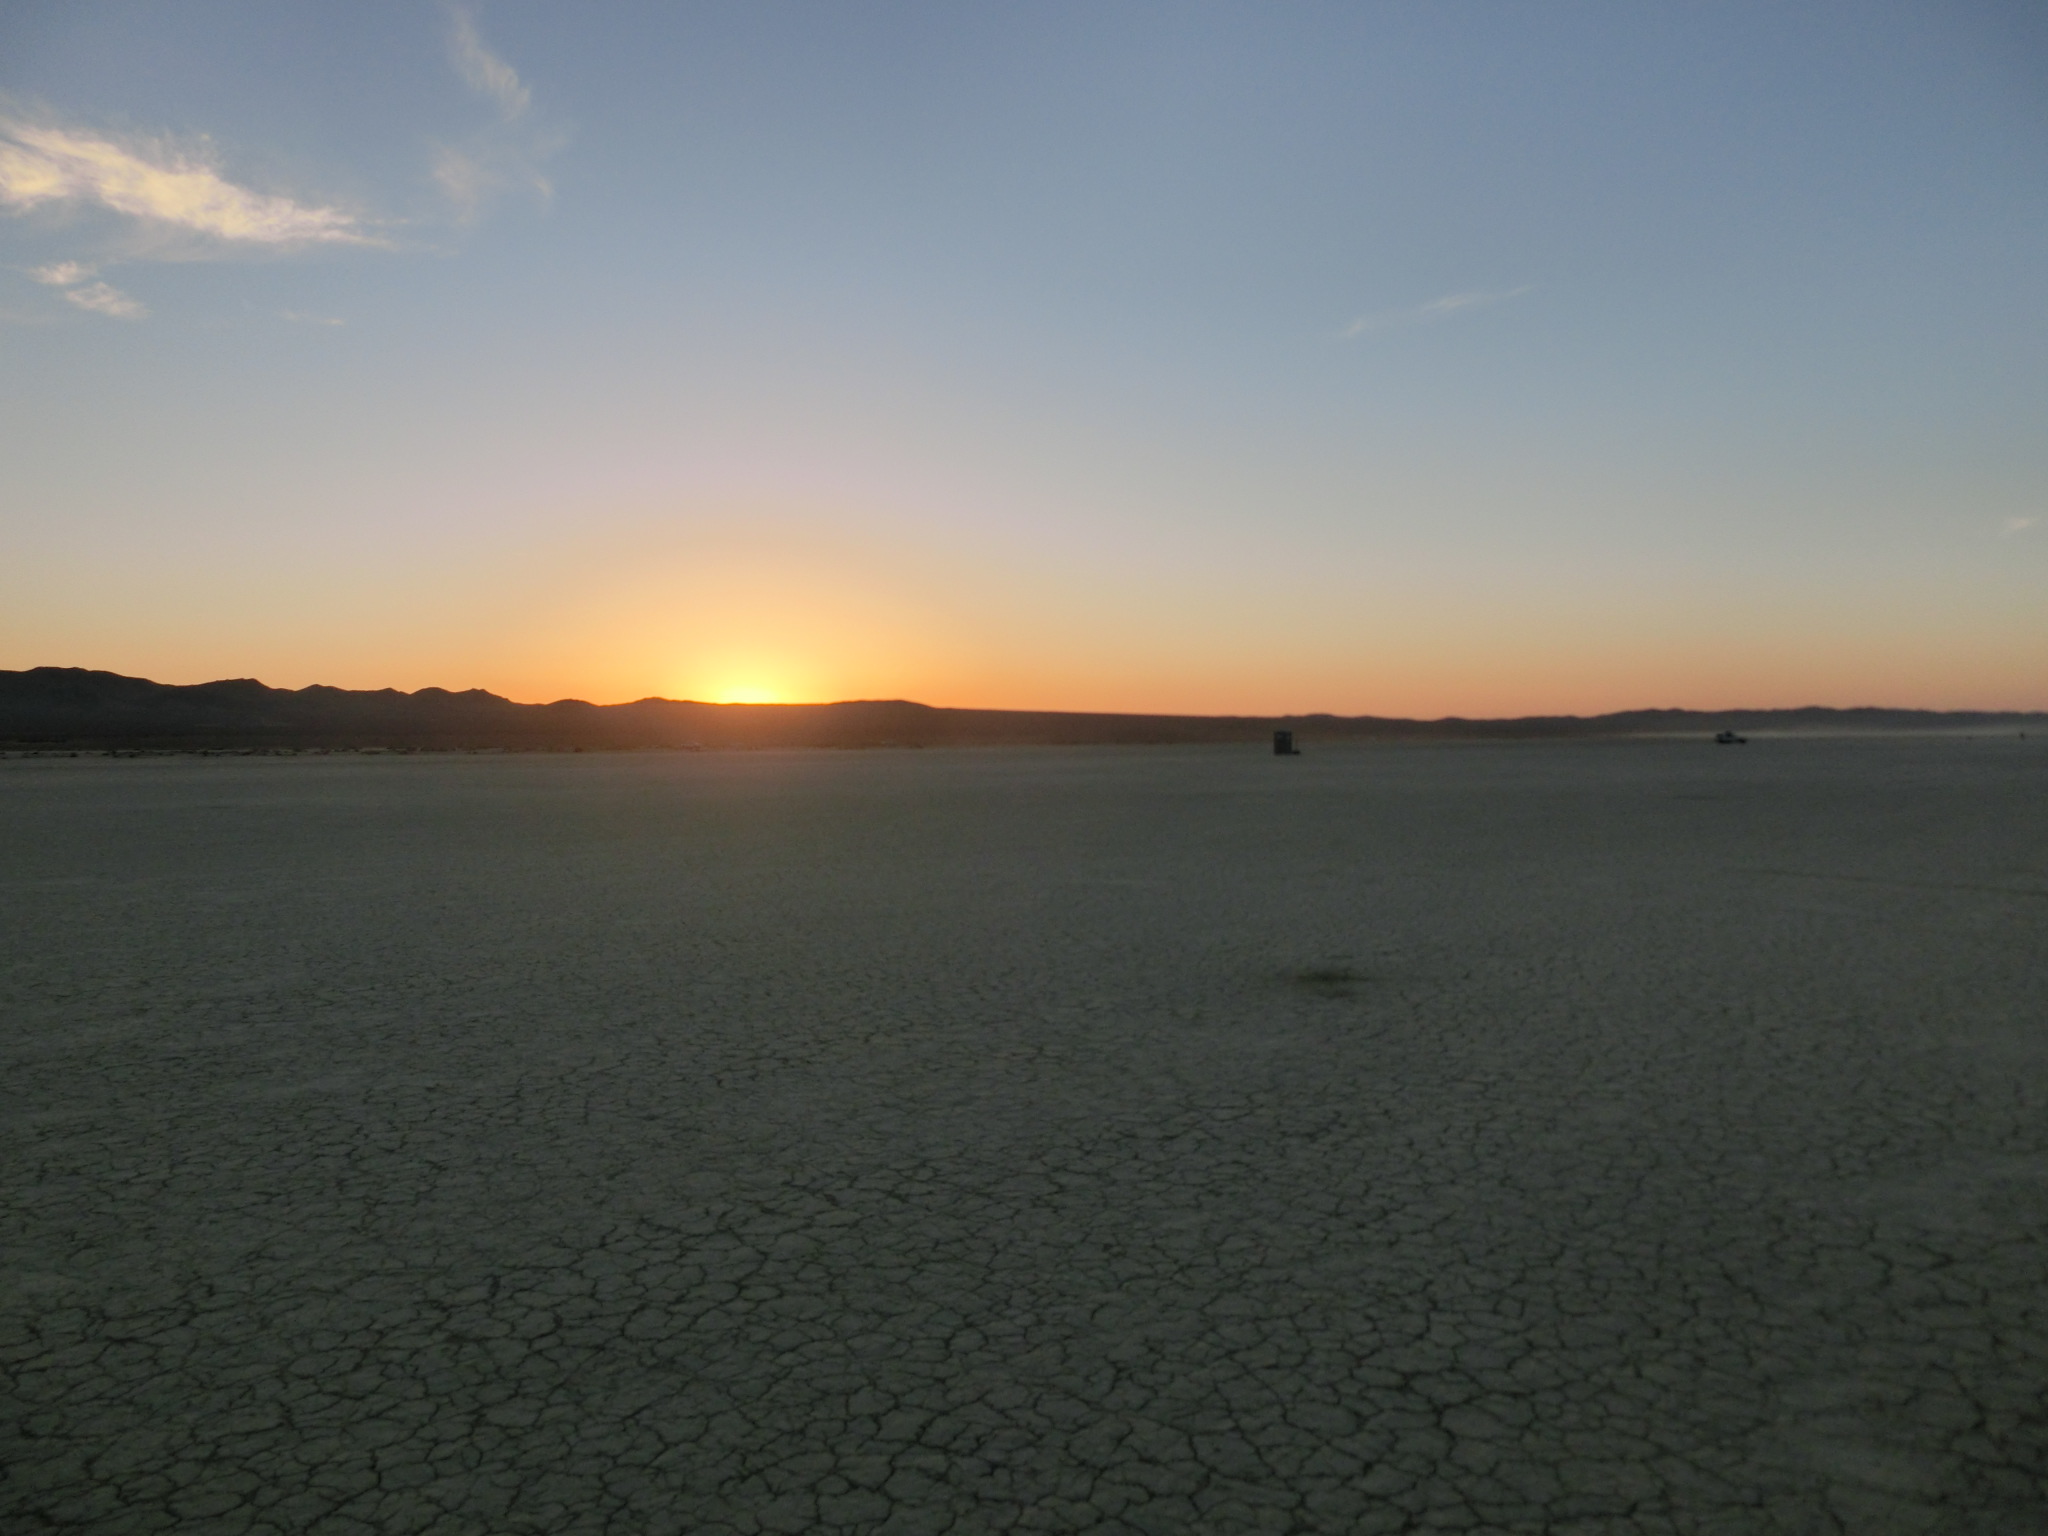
[433,8,559,220]
[0,117,371,248]
[450,8,532,119]
[1341,285,1534,339]
[28,258,95,285]
[63,279,145,318]
[2003,516,2038,535]
[25,256,144,318]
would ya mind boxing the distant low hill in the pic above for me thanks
[0,667,2039,751]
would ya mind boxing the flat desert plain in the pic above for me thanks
[3,738,2044,1535]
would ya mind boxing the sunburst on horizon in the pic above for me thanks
[704,683,785,706]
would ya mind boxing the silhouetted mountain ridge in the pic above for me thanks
[2,667,2038,750]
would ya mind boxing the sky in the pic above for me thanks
[2,1,2044,715]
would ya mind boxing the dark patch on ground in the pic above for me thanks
[1289,964,1369,996]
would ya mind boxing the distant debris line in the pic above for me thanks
[0,668,2041,752]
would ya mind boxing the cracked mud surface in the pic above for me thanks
[3,739,2044,1534]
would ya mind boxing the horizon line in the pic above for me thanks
[7,666,2047,724]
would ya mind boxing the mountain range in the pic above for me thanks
[2,668,2039,751]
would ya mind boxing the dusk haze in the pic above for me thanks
[4,2,2043,714]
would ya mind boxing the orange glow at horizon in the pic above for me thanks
[703,684,785,705]
[21,502,2044,719]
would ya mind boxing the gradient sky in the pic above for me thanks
[3,2,2044,714]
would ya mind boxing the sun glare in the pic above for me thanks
[709,684,782,705]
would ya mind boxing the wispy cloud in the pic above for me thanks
[1341,285,1534,339]
[22,255,143,318]
[450,9,532,120]
[63,279,145,318]
[2003,516,2037,536]
[434,7,560,220]
[431,144,496,216]
[28,259,95,285]
[0,116,371,249]
[280,309,345,327]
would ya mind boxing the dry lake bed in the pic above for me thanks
[3,738,2044,1535]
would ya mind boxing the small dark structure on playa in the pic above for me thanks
[1715,729,1748,745]
[1274,729,1301,756]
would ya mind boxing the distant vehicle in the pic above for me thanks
[1714,729,1748,745]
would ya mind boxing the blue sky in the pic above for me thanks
[3,1,2043,712]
